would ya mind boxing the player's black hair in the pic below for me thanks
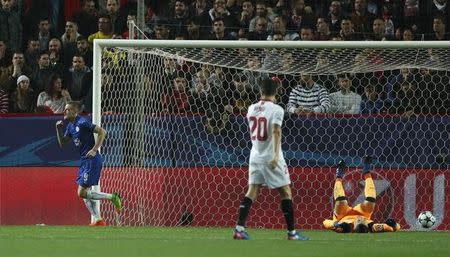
[355,223,370,233]
[260,78,277,96]
[340,222,352,233]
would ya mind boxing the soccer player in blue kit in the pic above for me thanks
[56,101,122,226]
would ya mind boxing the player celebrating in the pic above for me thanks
[56,101,122,226]
[323,156,401,233]
[233,78,309,241]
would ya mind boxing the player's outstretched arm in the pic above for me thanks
[86,125,107,158]
[55,120,71,147]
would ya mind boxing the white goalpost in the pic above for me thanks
[92,40,449,230]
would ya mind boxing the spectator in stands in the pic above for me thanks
[207,66,229,91]
[0,51,33,95]
[271,32,285,41]
[340,17,363,40]
[61,20,81,50]
[426,14,450,40]
[426,0,450,31]
[88,15,113,47]
[64,55,92,104]
[48,38,66,75]
[186,17,208,40]
[225,73,254,115]
[286,74,331,115]
[202,0,239,37]
[288,0,314,31]
[76,36,93,68]
[49,38,63,57]
[262,35,285,70]
[105,0,127,35]
[351,0,376,39]
[120,11,139,39]
[22,0,51,40]
[0,39,11,68]
[30,51,55,93]
[268,15,299,41]
[360,84,383,114]
[237,0,255,33]
[389,79,420,117]
[385,68,415,108]
[189,68,210,114]
[280,52,295,73]
[24,38,40,71]
[210,17,236,40]
[249,1,272,33]
[168,71,191,114]
[276,74,295,111]
[0,88,7,113]
[400,0,421,34]
[37,17,54,52]
[226,0,244,16]
[316,17,332,40]
[381,1,397,38]
[243,56,269,91]
[36,74,71,114]
[329,73,361,114]
[369,18,393,40]
[248,16,269,40]
[72,0,99,37]
[9,75,36,113]
[299,25,315,40]
[188,0,210,18]
[170,0,190,37]
[151,18,172,39]
[327,1,343,33]
[163,56,177,84]
[205,80,228,126]
[0,0,22,51]
[401,28,415,40]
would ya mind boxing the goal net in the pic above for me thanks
[93,40,449,230]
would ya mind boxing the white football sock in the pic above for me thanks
[87,190,112,200]
[83,199,101,220]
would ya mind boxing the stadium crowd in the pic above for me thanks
[0,0,448,119]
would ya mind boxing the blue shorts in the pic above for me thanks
[76,154,102,187]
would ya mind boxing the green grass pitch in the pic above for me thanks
[1,226,449,257]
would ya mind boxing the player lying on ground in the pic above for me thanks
[56,101,122,226]
[323,156,401,233]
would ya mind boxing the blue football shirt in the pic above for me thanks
[64,115,97,159]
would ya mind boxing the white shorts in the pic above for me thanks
[248,160,291,189]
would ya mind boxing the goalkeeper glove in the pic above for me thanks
[385,218,397,229]
[334,222,352,233]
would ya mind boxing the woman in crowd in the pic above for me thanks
[9,75,36,113]
[36,74,71,113]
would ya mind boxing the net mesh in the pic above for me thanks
[98,43,449,230]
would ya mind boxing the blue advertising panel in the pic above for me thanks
[0,115,448,168]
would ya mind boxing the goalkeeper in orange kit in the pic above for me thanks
[323,156,401,233]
